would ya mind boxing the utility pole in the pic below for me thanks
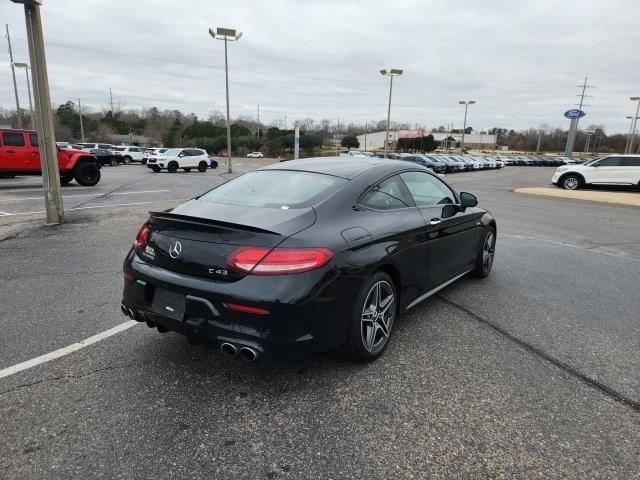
[584,132,592,153]
[24,66,33,126]
[335,118,340,155]
[364,122,367,152]
[109,88,114,113]
[6,24,23,129]
[284,114,287,130]
[536,129,543,153]
[15,0,64,223]
[459,100,476,153]
[625,97,640,154]
[77,98,85,142]
[564,76,592,158]
[257,104,260,139]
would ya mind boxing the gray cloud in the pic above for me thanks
[1,0,639,132]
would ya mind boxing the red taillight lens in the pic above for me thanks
[134,224,149,250]
[227,247,333,275]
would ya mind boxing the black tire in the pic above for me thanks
[560,174,582,190]
[123,156,132,165]
[73,162,101,186]
[183,168,192,172]
[167,161,178,173]
[344,271,397,363]
[151,166,161,173]
[60,173,74,185]
[198,161,208,172]
[471,227,495,278]
[109,158,118,167]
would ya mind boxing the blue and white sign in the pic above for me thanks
[564,109,586,119]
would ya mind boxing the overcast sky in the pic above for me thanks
[1,0,639,132]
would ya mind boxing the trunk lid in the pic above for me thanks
[142,199,316,281]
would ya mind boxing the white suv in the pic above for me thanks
[147,148,209,173]
[246,151,264,158]
[112,146,146,164]
[552,155,640,190]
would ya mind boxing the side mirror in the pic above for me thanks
[460,192,478,208]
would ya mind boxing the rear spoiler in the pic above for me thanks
[148,211,279,236]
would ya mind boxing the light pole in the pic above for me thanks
[6,24,22,128]
[14,62,33,128]
[77,98,85,142]
[458,100,476,153]
[11,0,64,224]
[209,27,242,174]
[380,68,403,158]
[626,97,640,154]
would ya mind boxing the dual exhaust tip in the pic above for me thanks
[220,342,258,361]
[120,303,139,321]
[121,304,258,360]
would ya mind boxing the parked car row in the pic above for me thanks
[56,142,171,166]
[345,151,580,174]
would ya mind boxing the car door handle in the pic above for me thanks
[430,218,441,225]
[6,150,15,154]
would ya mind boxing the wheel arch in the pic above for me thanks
[68,154,97,168]
[558,171,585,185]
[376,263,402,314]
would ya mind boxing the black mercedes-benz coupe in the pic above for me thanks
[121,157,496,362]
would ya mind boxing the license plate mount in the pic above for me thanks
[151,287,186,321]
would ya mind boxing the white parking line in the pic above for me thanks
[1,199,186,216]
[0,321,138,380]
[0,211,12,216]
[0,189,171,203]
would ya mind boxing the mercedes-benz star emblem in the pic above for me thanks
[168,241,182,259]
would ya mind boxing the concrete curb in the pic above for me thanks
[514,187,640,207]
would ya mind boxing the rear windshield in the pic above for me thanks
[199,170,347,208]
[112,147,125,151]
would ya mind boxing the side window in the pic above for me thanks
[621,157,640,167]
[130,147,140,152]
[29,134,39,147]
[400,171,456,206]
[596,157,622,167]
[359,175,413,211]
[98,144,110,149]
[2,132,25,147]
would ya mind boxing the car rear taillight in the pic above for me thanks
[227,247,333,275]
[134,224,150,250]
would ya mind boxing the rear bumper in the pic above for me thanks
[121,251,361,357]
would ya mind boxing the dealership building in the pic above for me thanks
[356,130,497,151]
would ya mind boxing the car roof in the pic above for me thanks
[259,156,397,179]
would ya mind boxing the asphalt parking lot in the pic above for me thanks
[0,164,639,479]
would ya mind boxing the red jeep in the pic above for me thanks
[0,128,101,186]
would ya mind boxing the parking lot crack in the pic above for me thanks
[437,295,640,413]
[0,362,140,397]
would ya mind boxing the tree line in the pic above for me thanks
[0,104,632,154]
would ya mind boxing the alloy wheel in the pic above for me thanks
[360,280,395,354]
[563,176,579,190]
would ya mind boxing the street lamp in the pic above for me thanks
[380,68,403,158]
[458,100,476,153]
[626,97,640,154]
[209,26,242,174]
[13,62,33,128]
